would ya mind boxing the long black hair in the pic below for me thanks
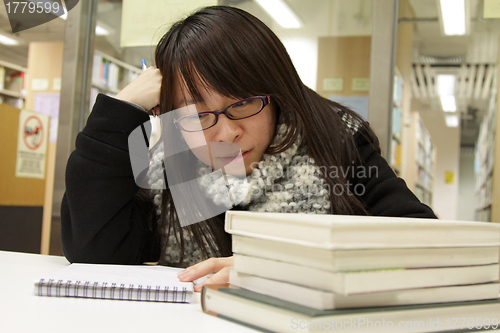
[154,5,379,266]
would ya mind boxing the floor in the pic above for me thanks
[49,216,63,256]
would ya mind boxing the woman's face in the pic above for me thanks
[172,79,277,176]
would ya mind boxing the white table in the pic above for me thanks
[0,251,259,333]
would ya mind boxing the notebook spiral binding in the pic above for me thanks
[37,279,188,302]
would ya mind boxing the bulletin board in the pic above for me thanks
[0,103,46,206]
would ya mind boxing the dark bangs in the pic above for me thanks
[155,6,304,153]
[156,6,281,100]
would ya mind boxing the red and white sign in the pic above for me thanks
[22,115,44,150]
[16,110,49,179]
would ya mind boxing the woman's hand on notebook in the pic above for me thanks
[177,256,233,292]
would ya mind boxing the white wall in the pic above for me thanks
[238,0,373,91]
[420,112,461,220]
[456,148,476,221]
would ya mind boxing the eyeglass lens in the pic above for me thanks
[179,98,264,131]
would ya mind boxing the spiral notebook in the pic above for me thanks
[34,263,193,303]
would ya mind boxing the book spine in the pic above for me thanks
[92,54,101,85]
[103,60,109,87]
[0,66,5,90]
[114,65,120,90]
[35,279,189,303]
[99,61,104,86]
[109,63,115,89]
[111,63,119,90]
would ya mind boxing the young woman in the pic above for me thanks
[61,6,436,292]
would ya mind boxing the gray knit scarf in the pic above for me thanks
[195,123,331,214]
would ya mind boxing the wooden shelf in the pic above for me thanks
[89,50,144,113]
[476,203,492,212]
[91,83,120,95]
[0,88,25,99]
[415,182,433,194]
[392,133,401,143]
[94,50,141,74]
[0,60,27,104]
[0,59,27,73]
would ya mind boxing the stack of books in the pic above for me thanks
[202,211,500,332]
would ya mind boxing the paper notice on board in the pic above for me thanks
[352,78,370,92]
[121,0,217,47]
[445,171,454,184]
[323,78,343,92]
[16,110,49,179]
[31,78,49,91]
[34,93,60,142]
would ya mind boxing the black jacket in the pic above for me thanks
[61,94,436,264]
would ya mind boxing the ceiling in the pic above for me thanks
[0,0,149,68]
[0,0,499,145]
[407,0,500,145]
[410,0,499,62]
[0,4,65,67]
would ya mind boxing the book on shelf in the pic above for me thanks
[34,263,193,303]
[92,54,120,90]
[89,87,99,113]
[102,59,108,86]
[232,234,500,272]
[5,71,25,95]
[92,54,102,85]
[229,270,500,310]
[392,107,402,135]
[0,65,5,90]
[233,254,499,295]
[201,284,500,333]
[224,211,500,249]
[393,74,403,107]
[108,62,119,90]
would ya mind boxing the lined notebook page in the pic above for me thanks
[34,264,193,302]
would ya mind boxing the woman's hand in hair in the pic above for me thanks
[115,66,162,115]
[177,256,233,292]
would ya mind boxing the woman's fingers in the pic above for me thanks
[153,105,161,116]
[177,257,233,282]
[193,265,232,292]
[115,67,162,111]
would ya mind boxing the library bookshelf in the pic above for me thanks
[89,50,142,112]
[405,111,436,207]
[0,59,27,109]
[390,71,404,176]
[475,73,497,222]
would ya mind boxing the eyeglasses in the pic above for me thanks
[173,96,270,132]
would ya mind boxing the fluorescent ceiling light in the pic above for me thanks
[0,34,19,45]
[445,114,459,127]
[437,74,455,96]
[254,0,302,28]
[95,25,110,36]
[437,74,457,112]
[439,0,466,35]
[440,96,457,112]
